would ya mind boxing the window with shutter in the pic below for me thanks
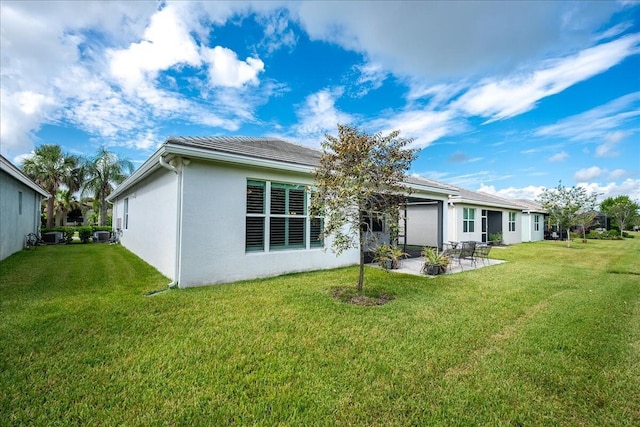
[246,180,323,252]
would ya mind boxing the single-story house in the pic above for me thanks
[107,137,457,288]
[446,187,525,245]
[0,154,50,261]
[514,199,546,242]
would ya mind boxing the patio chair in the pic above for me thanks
[474,244,491,266]
[449,241,476,270]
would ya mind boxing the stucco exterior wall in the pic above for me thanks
[521,213,545,242]
[502,210,522,245]
[177,160,359,287]
[0,170,42,260]
[112,168,177,280]
[449,203,483,243]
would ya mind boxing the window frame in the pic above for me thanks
[246,179,324,253]
[18,191,23,215]
[463,207,475,233]
[508,211,516,232]
[534,214,540,232]
[123,197,129,230]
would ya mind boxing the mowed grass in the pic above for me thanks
[1,238,639,426]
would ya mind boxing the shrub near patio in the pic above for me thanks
[1,237,639,425]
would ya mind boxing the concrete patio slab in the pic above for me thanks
[370,256,506,277]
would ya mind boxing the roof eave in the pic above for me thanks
[449,197,523,210]
[404,181,459,197]
[107,143,318,202]
[0,155,51,198]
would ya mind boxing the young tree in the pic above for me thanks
[21,144,81,228]
[310,124,417,291]
[537,182,598,247]
[600,195,640,237]
[83,147,134,226]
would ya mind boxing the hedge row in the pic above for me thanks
[40,226,112,244]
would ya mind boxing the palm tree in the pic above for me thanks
[54,189,80,226]
[83,147,134,226]
[22,145,81,228]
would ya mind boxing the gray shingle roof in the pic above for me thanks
[165,136,457,193]
[166,136,322,167]
[405,175,459,192]
[450,186,525,210]
[514,198,546,212]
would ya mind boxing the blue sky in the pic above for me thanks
[1,1,639,201]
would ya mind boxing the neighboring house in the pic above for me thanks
[107,137,456,288]
[514,199,546,242]
[0,154,50,261]
[447,187,524,245]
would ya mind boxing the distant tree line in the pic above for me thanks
[21,145,134,228]
[537,181,639,247]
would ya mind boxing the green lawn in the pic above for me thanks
[1,238,639,426]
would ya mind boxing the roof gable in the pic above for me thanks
[0,154,50,198]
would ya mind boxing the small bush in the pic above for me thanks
[587,230,601,239]
[62,229,74,244]
[91,226,112,233]
[77,226,93,243]
[587,229,623,240]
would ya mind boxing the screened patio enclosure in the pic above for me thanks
[482,209,503,243]
[400,197,445,252]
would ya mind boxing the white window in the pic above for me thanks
[246,180,323,252]
[534,215,540,232]
[509,212,516,232]
[124,198,129,230]
[463,207,475,233]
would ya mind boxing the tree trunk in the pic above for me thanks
[358,244,364,292]
[357,213,365,292]
[99,189,108,226]
[46,197,55,229]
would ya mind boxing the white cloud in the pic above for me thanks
[608,168,629,180]
[549,151,569,162]
[481,179,640,202]
[0,1,273,159]
[595,130,629,157]
[352,62,387,97]
[291,2,620,79]
[578,178,640,201]
[453,34,640,123]
[202,46,264,88]
[575,166,606,182]
[478,184,546,201]
[535,92,640,141]
[368,109,461,149]
[259,10,298,53]
[107,5,201,92]
[293,88,353,144]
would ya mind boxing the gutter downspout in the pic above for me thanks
[159,155,190,289]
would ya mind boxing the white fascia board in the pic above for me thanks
[107,150,164,202]
[449,197,523,211]
[0,156,51,198]
[163,144,316,175]
[107,144,316,202]
[404,182,458,198]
